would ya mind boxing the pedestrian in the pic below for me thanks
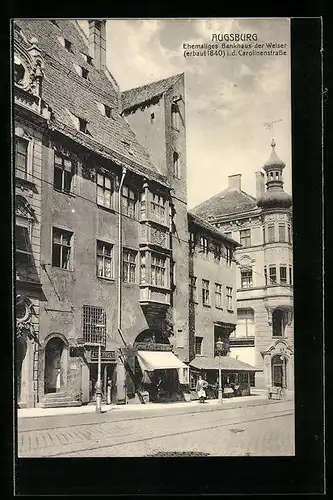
[196,375,208,403]
[107,377,112,405]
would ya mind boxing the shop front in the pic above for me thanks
[189,355,259,399]
[134,344,190,403]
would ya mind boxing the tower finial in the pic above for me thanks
[271,138,276,148]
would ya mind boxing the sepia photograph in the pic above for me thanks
[13,18,295,460]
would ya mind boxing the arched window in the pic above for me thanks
[173,152,180,178]
[171,103,180,130]
[272,308,287,337]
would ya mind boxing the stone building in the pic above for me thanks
[191,142,294,397]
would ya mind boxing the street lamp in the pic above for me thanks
[216,337,224,404]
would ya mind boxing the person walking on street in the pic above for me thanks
[196,375,208,403]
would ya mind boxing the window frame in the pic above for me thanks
[96,171,114,210]
[171,103,180,130]
[122,184,137,219]
[278,223,286,242]
[150,193,166,225]
[215,283,223,309]
[189,275,198,303]
[226,286,233,311]
[267,224,275,243]
[151,252,167,287]
[239,228,251,248]
[200,236,209,256]
[195,336,203,356]
[52,227,73,270]
[123,248,137,283]
[240,268,253,289]
[173,151,180,178]
[53,151,73,194]
[96,240,114,280]
[280,265,287,284]
[202,279,210,306]
[225,246,232,266]
[269,265,277,285]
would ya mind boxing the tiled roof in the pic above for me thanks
[191,188,258,220]
[189,356,258,372]
[15,20,166,184]
[121,73,184,112]
[187,212,241,247]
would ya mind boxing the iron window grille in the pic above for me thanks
[52,228,72,269]
[97,172,114,209]
[97,241,113,279]
[123,249,137,283]
[15,137,29,179]
[82,305,106,346]
[54,152,73,193]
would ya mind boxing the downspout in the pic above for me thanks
[118,167,127,347]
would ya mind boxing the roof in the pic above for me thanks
[191,187,258,220]
[14,20,166,184]
[189,356,259,372]
[187,211,241,247]
[121,73,184,112]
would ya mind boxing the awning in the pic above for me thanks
[137,350,188,372]
[189,356,260,372]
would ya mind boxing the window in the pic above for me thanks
[97,241,113,279]
[241,269,253,289]
[64,39,73,52]
[82,67,89,79]
[140,192,146,220]
[225,246,232,265]
[289,266,293,285]
[213,243,222,263]
[267,224,275,243]
[189,275,197,303]
[226,287,233,311]
[202,279,210,306]
[81,52,93,65]
[54,152,73,193]
[200,236,209,256]
[97,172,114,209]
[140,252,146,284]
[151,253,166,287]
[78,117,88,133]
[173,152,180,178]
[82,305,106,346]
[52,228,72,269]
[269,266,277,284]
[123,249,137,283]
[263,226,266,243]
[195,337,203,355]
[150,193,165,224]
[15,222,35,282]
[122,185,136,218]
[215,283,223,308]
[104,105,112,118]
[150,112,155,124]
[278,224,286,242]
[264,266,267,285]
[234,309,255,337]
[176,329,184,348]
[240,229,251,247]
[190,232,196,251]
[280,266,287,284]
[287,223,292,243]
[171,103,180,130]
[15,137,29,179]
[272,309,286,337]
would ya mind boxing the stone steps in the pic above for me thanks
[38,392,82,408]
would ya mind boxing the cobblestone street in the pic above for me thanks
[17,399,294,457]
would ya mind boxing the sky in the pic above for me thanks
[79,19,291,209]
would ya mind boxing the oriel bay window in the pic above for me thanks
[52,228,72,269]
[97,172,114,209]
[151,253,167,287]
[122,185,137,218]
[54,152,73,193]
[150,193,166,225]
[123,249,137,283]
[97,240,113,279]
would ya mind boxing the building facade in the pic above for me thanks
[192,143,294,397]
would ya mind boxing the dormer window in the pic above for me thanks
[121,140,135,157]
[64,39,73,52]
[73,63,89,79]
[104,105,112,118]
[78,117,88,133]
[96,101,114,119]
[81,52,93,65]
[67,109,88,134]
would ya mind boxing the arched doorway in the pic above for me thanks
[271,354,287,388]
[44,337,67,393]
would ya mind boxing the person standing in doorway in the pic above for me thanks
[196,375,208,403]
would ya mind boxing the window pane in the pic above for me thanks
[97,173,103,186]
[63,170,72,192]
[278,224,286,242]
[54,153,63,166]
[64,159,72,172]
[53,166,63,190]
[52,243,61,267]
[104,176,111,190]
[52,229,61,243]
[97,255,104,277]
[268,225,275,242]
[62,247,70,269]
[16,225,30,252]
[16,138,28,155]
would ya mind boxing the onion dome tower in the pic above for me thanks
[257,139,292,210]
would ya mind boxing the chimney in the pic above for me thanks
[255,171,265,199]
[228,174,241,190]
[88,20,106,71]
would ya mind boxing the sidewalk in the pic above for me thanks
[17,390,269,419]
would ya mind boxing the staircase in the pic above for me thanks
[38,392,82,408]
